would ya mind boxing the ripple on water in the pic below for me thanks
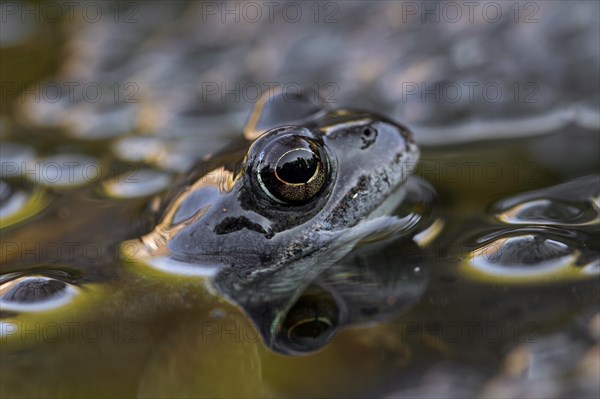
[462,229,599,283]
[0,273,79,312]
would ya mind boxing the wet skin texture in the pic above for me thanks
[142,91,420,285]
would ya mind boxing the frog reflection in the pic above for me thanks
[217,233,429,355]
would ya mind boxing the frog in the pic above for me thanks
[136,89,422,276]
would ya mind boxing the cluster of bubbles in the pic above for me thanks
[5,1,599,146]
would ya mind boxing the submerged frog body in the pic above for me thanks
[139,90,421,282]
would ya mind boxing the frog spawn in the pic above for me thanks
[482,308,600,398]
[495,175,600,228]
[102,169,171,198]
[0,273,79,313]
[497,198,597,226]
[0,142,102,189]
[463,175,600,283]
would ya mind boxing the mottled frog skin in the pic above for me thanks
[139,90,420,284]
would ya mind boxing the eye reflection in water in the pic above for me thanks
[213,238,428,355]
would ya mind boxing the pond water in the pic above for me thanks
[1,1,599,398]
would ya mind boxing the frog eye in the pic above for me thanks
[254,129,329,204]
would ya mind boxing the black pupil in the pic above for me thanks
[289,319,333,346]
[276,149,318,184]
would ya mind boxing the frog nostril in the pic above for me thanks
[360,127,378,149]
